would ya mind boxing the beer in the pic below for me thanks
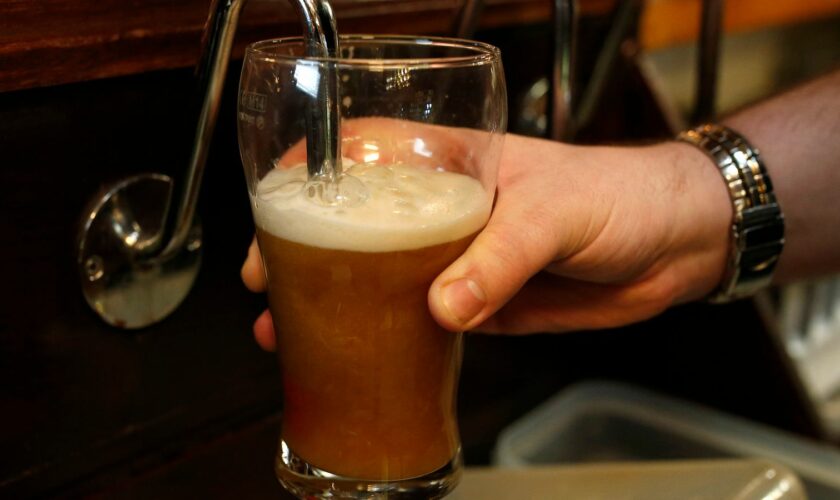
[253,163,491,481]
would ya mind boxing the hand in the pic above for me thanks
[242,132,731,350]
[427,135,731,334]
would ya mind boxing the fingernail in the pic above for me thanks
[441,278,486,325]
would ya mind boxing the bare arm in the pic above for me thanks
[724,69,840,283]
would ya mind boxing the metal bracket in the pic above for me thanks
[77,174,201,329]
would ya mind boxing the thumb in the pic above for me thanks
[428,193,564,332]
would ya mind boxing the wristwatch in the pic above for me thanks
[677,124,785,303]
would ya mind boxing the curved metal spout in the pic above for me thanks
[160,0,340,257]
[290,0,342,181]
[156,0,244,258]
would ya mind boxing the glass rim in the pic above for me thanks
[244,34,501,68]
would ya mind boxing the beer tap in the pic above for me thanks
[76,0,340,328]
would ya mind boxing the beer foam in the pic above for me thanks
[252,163,492,252]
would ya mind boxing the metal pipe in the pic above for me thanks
[550,0,578,141]
[159,0,340,257]
[291,0,342,181]
[693,0,724,123]
[574,0,641,133]
[158,0,245,257]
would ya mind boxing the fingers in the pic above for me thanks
[474,272,675,334]
[253,309,277,351]
[242,238,275,351]
[426,134,648,333]
[426,137,710,334]
[428,185,567,332]
[427,136,583,333]
[341,118,473,171]
[279,118,481,175]
[241,237,267,293]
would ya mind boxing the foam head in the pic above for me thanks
[253,163,492,252]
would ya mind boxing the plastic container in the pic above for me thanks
[454,459,805,500]
[778,278,840,438]
[493,381,840,499]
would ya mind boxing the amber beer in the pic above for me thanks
[253,163,491,481]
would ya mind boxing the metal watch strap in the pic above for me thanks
[677,124,785,303]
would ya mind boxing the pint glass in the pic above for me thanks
[237,36,506,498]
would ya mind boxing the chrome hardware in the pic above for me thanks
[77,174,201,329]
[293,0,342,180]
[457,0,577,140]
[550,0,578,141]
[77,0,340,328]
[694,0,724,123]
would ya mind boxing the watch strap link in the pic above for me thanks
[677,124,785,303]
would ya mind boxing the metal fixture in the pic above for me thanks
[573,0,641,133]
[524,0,649,140]
[455,0,577,140]
[77,0,340,328]
[550,0,578,141]
[694,0,724,123]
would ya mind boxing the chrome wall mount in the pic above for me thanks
[77,174,202,329]
[77,0,341,328]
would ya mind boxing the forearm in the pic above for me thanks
[723,69,840,283]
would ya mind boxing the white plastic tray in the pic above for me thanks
[493,381,840,499]
[455,460,804,500]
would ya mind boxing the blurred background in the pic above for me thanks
[2,0,839,497]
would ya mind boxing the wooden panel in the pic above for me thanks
[641,0,840,50]
[3,0,837,91]
[0,67,281,497]
[0,0,550,92]
[0,0,635,93]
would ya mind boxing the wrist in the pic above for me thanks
[677,124,786,302]
[656,141,732,303]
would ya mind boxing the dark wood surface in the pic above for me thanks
[5,0,839,93]
[0,66,278,497]
[73,306,822,499]
[1,0,611,92]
